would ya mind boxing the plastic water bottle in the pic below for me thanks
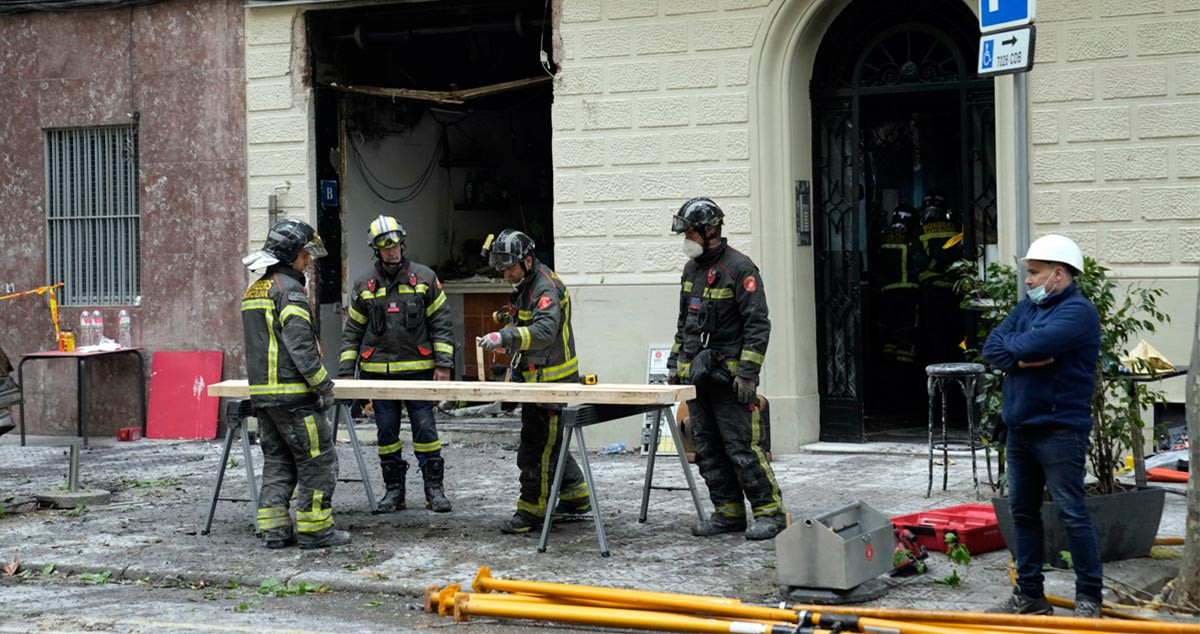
[79,311,91,347]
[118,308,132,348]
[91,309,104,344]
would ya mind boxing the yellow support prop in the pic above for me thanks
[789,604,1194,634]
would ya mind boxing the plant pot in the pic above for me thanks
[991,486,1165,568]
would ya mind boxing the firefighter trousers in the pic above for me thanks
[688,379,786,521]
[255,404,340,545]
[370,371,441,483]
[515,403,589,520]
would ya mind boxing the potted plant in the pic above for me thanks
[952,257,1170,567]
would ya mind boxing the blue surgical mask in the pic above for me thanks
[1028,270,1059,305]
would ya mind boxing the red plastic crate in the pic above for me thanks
[890,504,1006,555]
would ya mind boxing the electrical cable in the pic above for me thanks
[350,132,443,204]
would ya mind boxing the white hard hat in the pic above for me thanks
[1022,234,1084,274]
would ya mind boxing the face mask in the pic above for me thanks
[681,237,704,259]
[1028,270,1058,305]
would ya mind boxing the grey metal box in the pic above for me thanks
[776,500,895,590]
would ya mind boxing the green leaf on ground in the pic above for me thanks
[1059,550,1073,569]
[64,505,89,517]
[124,478,183,488]
[934,570,961,587]
[80,570,111,583]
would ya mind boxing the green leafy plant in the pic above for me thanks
[79,570,111,583]
[124,478,182,488]
[953,257,1169,496]
[1059,550,1074,569]
[934,533,971,587]
[64,504,88,517]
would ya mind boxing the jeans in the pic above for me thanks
[1006,425,1103,600]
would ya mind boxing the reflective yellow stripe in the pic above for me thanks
[257,517,291,530]
[523,356,578,383]
[517,499,544,516]
[280,305,311,324]
[703,287,734,299]
[304,414,320,458]
[516,327,531,351]
[433,342,453,355]
[517,310,533,321]
[256,506,290,530]
[716,502,745,518]
[360,359,437,373]
[682,281,693,292]
[560,482,589,501]
[413,440,441,453]
[297,491,332,533]
[360,289,387,300]
[249,383,313,395]
[266,308,278,387]
[348,306,367,324]
[306,365,327,387]
[724,359,739,372]
[425,292,446,316]
[378,440,403,456]
[750,406,784,515]
[883,281,919,290]
[678,362,691,378]
[241,299,274,311]
[671,343,681,353]
[339,349,358,362]
[740,349,765,366]
[257,507,288,518]
[534,411,559,517]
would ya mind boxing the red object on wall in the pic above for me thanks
[146,351,223,440]
[890,504,1006,555]
[117,427,142,442]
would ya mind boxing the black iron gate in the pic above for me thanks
[811,1,996,442]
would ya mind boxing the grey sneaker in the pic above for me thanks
[988,591,1053,615]
[745,516,787,541]
[691,513,747,537]
[299,529,351,550]
[1073,594,1102,618]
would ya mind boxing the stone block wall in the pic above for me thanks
[1028,0,1200,267]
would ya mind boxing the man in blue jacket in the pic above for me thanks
[983,235,1102,618]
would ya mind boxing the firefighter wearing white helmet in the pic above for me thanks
[983,233,1103,617]
[338,214,454,514]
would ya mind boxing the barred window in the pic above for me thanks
[45,126,141,306]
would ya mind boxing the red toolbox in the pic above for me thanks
[890,504,1006,555]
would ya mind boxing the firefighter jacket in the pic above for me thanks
[668,239,770,384]
[241,265,332,408]
[879,228,918,292]
[497,261,579,383]
[913,219,962,288]
[339,258,453,377]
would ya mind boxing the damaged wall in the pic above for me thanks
[0,0,247,438]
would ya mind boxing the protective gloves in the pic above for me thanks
[733,376,757,405]
[478,331,505,352]
[667,367,680,385]
[316,382,336,411]
[433,366,451,381]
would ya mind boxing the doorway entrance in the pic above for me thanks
[811,0,997,442]
[305,1,555,379]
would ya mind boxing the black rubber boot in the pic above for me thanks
[691,513,747,537]
[745,515,787,541]
[421,456,452,513]
[298,529,351,550]
[376,458,408,513]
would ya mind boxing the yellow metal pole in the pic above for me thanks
[913,620,1108,634]
[788,605,1193,634]
[473,566,742,606]
[454,594,793,633]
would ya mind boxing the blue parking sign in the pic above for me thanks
[981,40,995,69]
[979,0,1034,33]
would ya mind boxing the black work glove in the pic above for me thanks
[666,367,679,385]
[316,382,336,412]
[733,376,757,405]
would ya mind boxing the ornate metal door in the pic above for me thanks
[813,97,866,442]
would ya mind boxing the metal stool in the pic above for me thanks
[926,362,986,497]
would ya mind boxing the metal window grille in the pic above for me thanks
[45,126,141,306]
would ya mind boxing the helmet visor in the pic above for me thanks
[371,230,404,250]
[304,233,328,259]
[671,214,692,234]
[489,250,520,271]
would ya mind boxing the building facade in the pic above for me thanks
[242,0,1196,451]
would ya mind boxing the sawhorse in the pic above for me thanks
[202,401,377,535]
[538,403,705,557]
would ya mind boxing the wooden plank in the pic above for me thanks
[208,379,694,406]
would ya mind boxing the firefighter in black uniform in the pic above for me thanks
[912,194,964,366]
[339,215,453,513]
[879,204,920,368]
[667,197,787,541]
[241,218,350,550]
[479,229,590,534]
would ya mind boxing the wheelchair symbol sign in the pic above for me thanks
[981,40,995,69]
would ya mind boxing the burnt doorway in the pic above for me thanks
[811,0,996,442]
